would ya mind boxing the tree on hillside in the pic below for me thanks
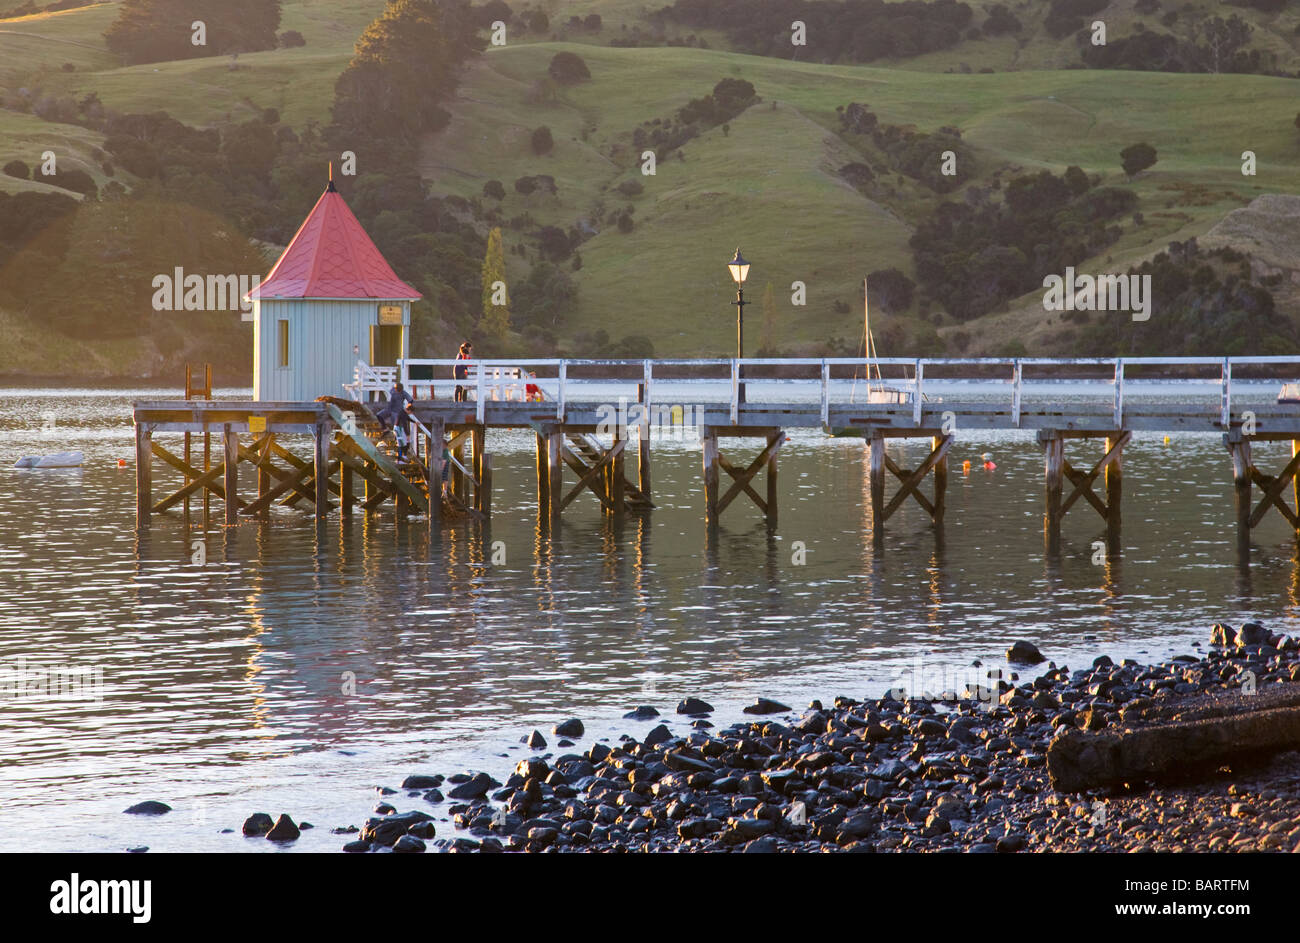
[1120,142,1158,177]
[332,0,484,146]
[530,125,554,155]
[104,0,281,65]
[481,226,510,343]
[1192,15,1252,74]
[548,51,590,84]
[867,268,915,314]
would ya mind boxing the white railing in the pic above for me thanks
[369,356,1300,427]
[343,360,397,401]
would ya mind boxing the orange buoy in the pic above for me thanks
[983,461,996,471]
[117,458,128,467]
[962,459,972,475]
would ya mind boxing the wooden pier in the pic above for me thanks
[133,356,1300,552]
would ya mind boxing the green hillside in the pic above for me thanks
[2,0,1300,377]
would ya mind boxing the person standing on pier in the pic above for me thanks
[454,341,473,402]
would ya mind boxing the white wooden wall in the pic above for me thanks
[252,299,410,401]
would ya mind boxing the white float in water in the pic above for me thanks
[14,451,84,468]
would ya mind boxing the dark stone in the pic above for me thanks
[393,834,426,853]
[644,724,672,747]
[373,802,395,814]
[242,812,275,836]
[342,840,371,853]
[743,698,792,715]
[623,706,660,720]
[266,814,300,842]
[423,788,444,803]
[407,820,437,839]
[361,810,434,847]
[677,697,715,715]
[123,801,171,816]
[1238,622,1268,646]
[125,846,148,854]
[1210,623,1236,646]
[742,836,778,853]
[1006,641,1045,665]
[400,775,442,790]
[516,757,549,780]
[553,718,584,738]
[526,729,547,749]
[996,833,1027,853]
[447,772,498,800]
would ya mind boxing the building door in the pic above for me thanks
[370,324,404,367]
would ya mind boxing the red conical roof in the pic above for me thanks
[250,183,421,301]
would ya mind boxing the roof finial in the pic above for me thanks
[327,162,337,193]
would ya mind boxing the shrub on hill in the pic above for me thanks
[104,0,282,65]
[548,51,590,84]
[653,0,972,63]
[483,179,505,200]
[531,126,554,155]
[1120,143,1158,177]
[910,168,1135,321]
[837,103,973,194]
[278,30,306,48]
[2,160,29,180]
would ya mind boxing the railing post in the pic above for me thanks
[913,359,924,426]
[1012,360,1022,428]
[1221,357,1232,427]
[1113,358,1124,428]
[643,360,653,410]
[476,361,486,422]
[557,361,567,422]
[820,359,829,427]
[730,359,739,425]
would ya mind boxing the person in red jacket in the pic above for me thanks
[454,341,472,402]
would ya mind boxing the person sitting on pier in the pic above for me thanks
[454,342,472,402]
[377,381,413,430]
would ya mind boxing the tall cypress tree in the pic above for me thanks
[481,227,510,344]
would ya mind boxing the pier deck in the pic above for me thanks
[133,356,1300,550]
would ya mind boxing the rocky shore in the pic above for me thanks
[331,623,1300,853]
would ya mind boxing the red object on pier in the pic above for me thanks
[249,180,421,302]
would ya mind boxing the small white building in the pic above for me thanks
[246,177,421,401]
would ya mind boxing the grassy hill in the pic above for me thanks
[2,0,1300,376]
[423,40,1300,355]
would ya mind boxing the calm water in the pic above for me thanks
[4,385,1300,852]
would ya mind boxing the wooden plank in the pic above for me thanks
[325,404,427,513]
[223,424,238,526]
[314,425,329,521]
[1043,432,1064,553]
[1249,447,1300,528]
[868,432,885,530]
[135,423,151,527]
[882,435,952,521]
[1062,460,1109,519]
[883,452,935,518]
[547,432,563,519]
[766,430,780,527]
[481,454,493,516]
[703,427,719,527]
[1106,433,1124,542]
[428,416,444,535]
[932,435,948,525]
[559,441,622,512]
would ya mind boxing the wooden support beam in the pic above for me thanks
[1228,435,1252,542]
[1043,431,1064,554]
[472,425,485,512]
[766,430,780,527]
[559,440,624,512]
[314,425,329,522]
[932,435,947,525]
[868,432,885,530]
[716,433,786,517]
[1105,433,1123,544]
[881,435,952,522]
[536,432,549,513]
[256,434,273,520]
[428,417,444,536]
[610,427,625,520]
[547,432,563,521]
[1248,447,1300,529]
[702,427,719,527]
[223,424,238,526]
[135,423,151,527]
[341,456,354,515]
[883,453,935,518]
[639,424,652,502]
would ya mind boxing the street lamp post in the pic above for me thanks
[728,248,750,404]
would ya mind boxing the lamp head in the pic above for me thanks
[727,248,750,285]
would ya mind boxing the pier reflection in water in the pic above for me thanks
[3,389,1300,851]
